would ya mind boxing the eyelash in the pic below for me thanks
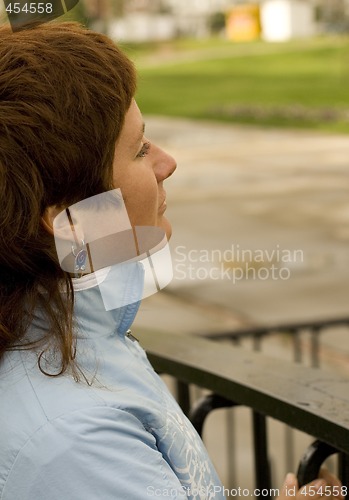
[136,141,151,158]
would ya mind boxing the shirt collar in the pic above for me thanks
[72,261,144,339]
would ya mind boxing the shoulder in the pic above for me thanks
[0,350,187,500]
[1,405,186,500]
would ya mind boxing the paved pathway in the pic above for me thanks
[135,117,349,335]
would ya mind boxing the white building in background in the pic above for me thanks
[109,0,235,41]
[109,13,176,42]
[107,0,347,42]
[165,0,316,41]
[260,0,316,41]
[165,0,234,37]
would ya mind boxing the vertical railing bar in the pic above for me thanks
[284,426,295,474]
[252,411,272,497]
[310,327,320,368]
[281,328,299,477]
[253,334,262,352]
[293,329,302,363]
[226,408,237,490]
[176,380,190,417]
[338,453,349,496]
[226,336,240,491]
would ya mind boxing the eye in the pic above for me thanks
[136,141,151,158]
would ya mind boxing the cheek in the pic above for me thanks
[122,176,158,227]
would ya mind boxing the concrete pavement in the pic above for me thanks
[135,117,349,338]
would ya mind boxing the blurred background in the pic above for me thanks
[1,0,349,494]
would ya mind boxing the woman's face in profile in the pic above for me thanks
[112,100,177,240]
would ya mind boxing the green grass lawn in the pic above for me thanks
[122,37,349,133]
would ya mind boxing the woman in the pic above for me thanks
[0,22,342,500]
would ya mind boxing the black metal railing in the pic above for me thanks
[200,317,349,367]
[141,325,349,498]
[199,317,349,492]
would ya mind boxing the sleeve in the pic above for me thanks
[2,406,188,500]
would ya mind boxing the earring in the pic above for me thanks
[72,240,87,275]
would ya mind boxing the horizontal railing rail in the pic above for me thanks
[199,317,349,367]
[142,330,349,453]
[200,317,349,343]
[141,329,349,494]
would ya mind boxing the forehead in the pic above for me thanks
[119,100,144,146]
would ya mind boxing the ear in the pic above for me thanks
[41,205,66,236]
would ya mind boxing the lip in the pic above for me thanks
[158,199,167,213]
[158,190,167,212]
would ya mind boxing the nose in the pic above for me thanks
[153,144,177,183]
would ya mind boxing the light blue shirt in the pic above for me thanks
[0,264,225,499]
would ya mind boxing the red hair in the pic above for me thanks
[0,22,137,379]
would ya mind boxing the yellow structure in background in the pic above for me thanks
[226,4,261,42]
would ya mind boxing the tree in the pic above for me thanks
[316,0,349,30]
